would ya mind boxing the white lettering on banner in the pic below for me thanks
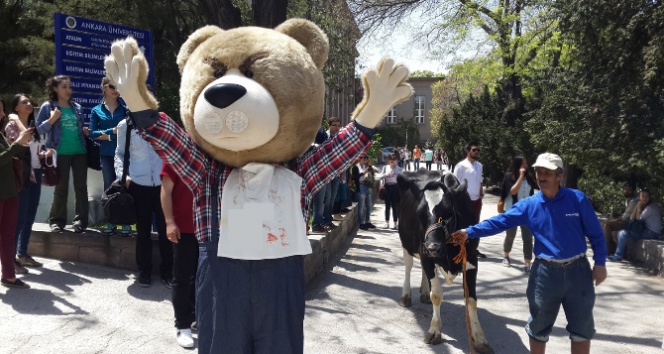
[65,65,85,73]
[79,21,146,39]
[66,65,105,76]
[65,35,82,42]
[73,97,102,105]
[66,50,105,61]
[71,82,98,90]
[80,22,107,32]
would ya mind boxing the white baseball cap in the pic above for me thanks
[532,153,564,171]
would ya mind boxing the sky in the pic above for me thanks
[355,8,489,75]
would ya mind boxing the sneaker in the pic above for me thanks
[176,328,194,348]
[190,322,198,331]
[359,224,369,230]
[73,224,86,233]
[17,255,42,268]
[1,278,30,289]
[311,225,327,233]
[392,223,398,230]
[138,273,151,287]
[523,266,531,274]
[607,254,623,262]
[384,223,390,229]
[333,214,344,221]
[477,251,487,259]
[102,224,117,236]
[49,224,63,233]
[502,257,511,267]
[121,225,132,237]
[14,260,29,275]
[366,223,377,229]
[162,277,173,289]
[324,222,337,230]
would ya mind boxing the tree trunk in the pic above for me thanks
[200,0,243,29]
[253,0,288,27]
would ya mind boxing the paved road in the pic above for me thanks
[1,195,663,353]
[304,194,664,354]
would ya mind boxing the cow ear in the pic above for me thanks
[455,179,468,195]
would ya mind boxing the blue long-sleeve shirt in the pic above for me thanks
[114,119,163,187]
[89,100,127,157]
[467,187,607,266]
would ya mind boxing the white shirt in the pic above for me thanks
[218,163,312,260]
[379,165,403,184]
[454,159,483,201]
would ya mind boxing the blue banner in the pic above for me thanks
[54,13,154,122]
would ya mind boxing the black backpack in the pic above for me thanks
[101,116,136,225]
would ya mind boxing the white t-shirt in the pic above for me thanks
[379,165,403,184]
[454,159,483,201]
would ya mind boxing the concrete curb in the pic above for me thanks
[26,206,359,282]
[627,239,664,276]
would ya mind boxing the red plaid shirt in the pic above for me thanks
[139,113,372,243]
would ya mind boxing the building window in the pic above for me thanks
[415,96,425,124]
[386,106,397,124]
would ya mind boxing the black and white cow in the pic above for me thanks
[397,170,492,353]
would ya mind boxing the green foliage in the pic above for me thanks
[377,117,420,148]
[367,133,383,162]
[437,86,532,184]
[577,173,626,215]
[410,70,445,78]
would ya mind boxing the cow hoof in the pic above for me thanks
[424,331,443,345]
[420,293,431,304]
[473,343,495,354]
[399,295,412,307]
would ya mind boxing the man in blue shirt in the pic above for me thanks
[453,153,607,354]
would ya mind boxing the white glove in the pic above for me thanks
[104,37,158,112]
[352,58,413,128]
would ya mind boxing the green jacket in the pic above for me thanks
[0,134,28,200]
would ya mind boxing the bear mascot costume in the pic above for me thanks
[105,19,412,353]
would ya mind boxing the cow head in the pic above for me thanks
[399,171,475,258]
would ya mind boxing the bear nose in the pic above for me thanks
[204,83,247,109]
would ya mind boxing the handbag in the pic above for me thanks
[86,137,101,170]
[101,118,137,225]
[39,146,59,186]
[625,220,646,235]
[497,198,505,213]
[378,185,385,200]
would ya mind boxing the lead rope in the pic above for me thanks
[447,220,474,354]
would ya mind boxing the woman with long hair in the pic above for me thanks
[89,77,131,235]
[0,102,34,288]
[501,155,536,273]
[36,75,89,233]
[5,94,44,271]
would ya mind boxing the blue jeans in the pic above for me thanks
[526,257,595,342]
[357,184,372,224]
[615,227,660,257]
[100,155,117,192]
[413,158,420,170]
[312,183,328,228]
[197,242,305,354]
[323,176,340,224]
[15,170,42,257]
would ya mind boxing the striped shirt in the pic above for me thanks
[136,112,372,243]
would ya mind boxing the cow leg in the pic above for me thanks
[424,269,444,345]
[464,262,494,354]
[399,249,413,307]
[419,268,431,304]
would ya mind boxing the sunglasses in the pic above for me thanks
[471,148,480,152]
[104,84,117,90]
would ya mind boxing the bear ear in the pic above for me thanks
[177,26,224,74]
[275,19,329,69]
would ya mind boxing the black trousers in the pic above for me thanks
[128,182,173,279]
[173,233,198,329]
[384,184,400,222]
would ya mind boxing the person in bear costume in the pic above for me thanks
[105,19,412,353]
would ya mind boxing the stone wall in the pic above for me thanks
[27,206,358,283]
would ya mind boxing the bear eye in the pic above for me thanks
[243,69,253,79]
[203,57,227,79]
